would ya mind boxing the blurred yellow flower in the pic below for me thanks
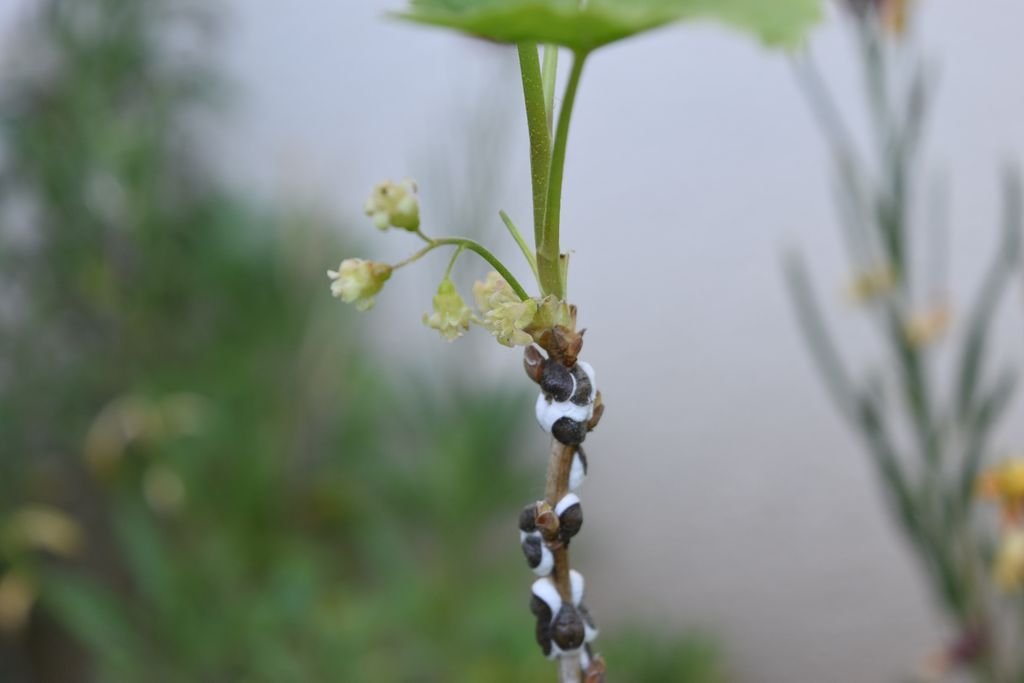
[327,258,392,311]
[143,464,186,516]
[6,505,83,558]
[978,458,1024,522]
[846,265,897,304]
[994,527,1024,592]
[0,572,35,634]
[904,304,951,348]
[882,0,913,36]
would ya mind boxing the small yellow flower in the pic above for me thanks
[423,278,472,342]
[846,265,897,304]
[994,527,1024,592]
[904,303,951,348]
[473,271,537,347]
[364,179,420,232]
[0,572,35,634]
[6,505,83,558]
[978,458,1024,523]
[882,0,912,36]
[143,464,186,516]
[327,258,392,311]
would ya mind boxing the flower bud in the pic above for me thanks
[364,179,420,231]
[327,258,392,311]
[423,278,471,341]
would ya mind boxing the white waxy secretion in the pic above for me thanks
[555,493,581,517]
[531,577,562,616]
[568,451,586,491]
[569,569,585,607]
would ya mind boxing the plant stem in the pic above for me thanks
[539,51,587,299]
[542,45,558,134]
[500,210,540,283]
[444,244,465,278]
[396,235,530,300]
[545,438,582,683]
[518,43,551,251]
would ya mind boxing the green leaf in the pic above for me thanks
[399,0,822,51]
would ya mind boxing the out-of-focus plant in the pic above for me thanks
[331,1,822,680]
[0,0,728,681]
[787,2,1024,680]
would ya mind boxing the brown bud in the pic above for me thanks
[523,346,545,384]
[584,653,607,683]
[537,325,584,367]
[535,505,560,542]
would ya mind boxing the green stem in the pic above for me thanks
[539,51,587,298]
[396,235,530,302]
[444,244,465,278]
[541,45,558,134]
[500,210,539,284]
[518,43,551,251]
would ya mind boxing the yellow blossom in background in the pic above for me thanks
[994,527,1024,592]
[882,0,913,36]
[472,271,537,347]
[6,505,83,558]
[143,464,187,516]
[423,278,472,341]
[364,179,420,231]
[978,458,1024,522]
[904,303,951,348]
[846,265,897,304]
[327,258,392,311]
[0,572,35,634]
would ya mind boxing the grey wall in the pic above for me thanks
[6,0,1024,680]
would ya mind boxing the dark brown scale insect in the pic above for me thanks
[529,594,553,656]
[521,534,544,569]
[570,364,593,407]
[551,604,585,651]
[540,360,574,402]
[552,416,587,446]
[557,501,583,545]
[518,503,537,533]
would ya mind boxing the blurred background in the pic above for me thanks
[1,0,1023,681]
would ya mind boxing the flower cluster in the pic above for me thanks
[473,271,537,347]
[423,278,472,341]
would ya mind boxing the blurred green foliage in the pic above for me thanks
[0,0,725,681]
